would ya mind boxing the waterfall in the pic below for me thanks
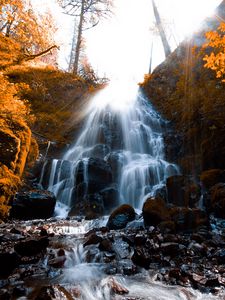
[42,80,179,216]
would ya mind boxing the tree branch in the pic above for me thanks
[18,45,59,63]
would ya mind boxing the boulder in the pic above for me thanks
[169,207,208,232]
[166,175,201,207]
[132,246,151,269]
[200,169,225,189]
[142,197,170,227]
[10,190,56,220]
[105,151,125,181]
[83,233,103,247]
[100,187,119,212]
[107,204,135,230]
[82,144,110,159]
[210,183,225,218]
[14,237,49,256]
[75,158,112,186]
[69,193,104,219]
[0,252,20,278]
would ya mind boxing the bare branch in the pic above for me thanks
[18,45,59,63]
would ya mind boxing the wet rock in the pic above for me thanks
[205,277,221,288]
[37,159,52,189]
[99,239,114,252]
[82,144,110,159]
[169,207,208,232]
[48,248,66,268]
[113,239,130,259]
[200,169,225,189]
[14,237,49,256]
[210,183,225,218]
[166,175,201,207]
[142,197,170,227]
[10,227,22,235]
[12,286,26,298]
[132,246,151,269]
[39,227,48,236]
[158,221,176,233]
[106,277,129,295]
[30,286,55,300]
[105,151,124,180]
[0,289,10,300]
[48,255,66,268]
[83,233,103,247]
[70,193,104,219]
[0,252,20,278]
[169,268,181,280]
[76,158,112,187]
[188,242,206,256]
[122,234,135,246]
[107,204,135,230]
[214,249,225,264]
[10,190,56,220]
[118,259,137,275]
[134,234,147,246]
[100,187,119,213]
[160,242,181,257]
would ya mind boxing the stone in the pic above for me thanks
[14,237,49,256]
[107,204,135,230]
[0,252,20,278]
[113,239,130,259]
[200,169,225,189]
[158,221,176,233]
[99,239,114,252]
[142,197,170,227]
[160,242,180,257]
[210,183,225,218]
[0,289,10,300]
[100,187,119,213]
[69,193,104,219]
[10,190,56,220]
[169,207,208,232]
[214,249,225,264]
[75,158,112,187]
[82,144,110,159]
[132,246,151,269]
[166,175,201,207]
[106,277,129,295]
[83,233,103,247]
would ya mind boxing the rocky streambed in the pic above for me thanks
[0,214,224,300]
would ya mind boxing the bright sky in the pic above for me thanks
[32,0,222,81]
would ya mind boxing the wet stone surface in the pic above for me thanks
[0,216,224,299]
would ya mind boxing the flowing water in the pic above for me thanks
[19,217,223,300]
[40,80,179,215]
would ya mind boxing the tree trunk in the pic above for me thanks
[73,0,85,74]
[152,0,171,58]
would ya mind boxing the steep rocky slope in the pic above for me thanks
[141,0,225,176]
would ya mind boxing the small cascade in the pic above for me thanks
[15,218,223,300]
[40,81,179,216]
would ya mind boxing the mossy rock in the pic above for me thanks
[142,197,170,227]
[200,169,225,189]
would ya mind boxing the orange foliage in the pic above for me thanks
[203,22,225,81]
[0,0,57,65]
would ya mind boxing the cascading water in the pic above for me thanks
[40,80,179,216]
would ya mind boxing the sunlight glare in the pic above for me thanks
[85,0,221,80]
[89,79,138,111]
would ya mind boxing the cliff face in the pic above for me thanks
[0,115,33,219]
[141,1,225,175]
